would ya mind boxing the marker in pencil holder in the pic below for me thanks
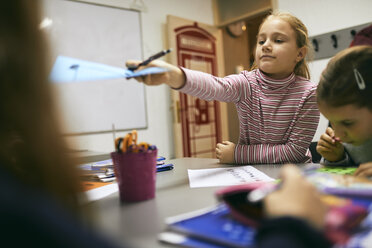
[111,148,157,202]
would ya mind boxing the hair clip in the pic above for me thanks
[353,68,366,90]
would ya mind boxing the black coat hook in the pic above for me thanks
[331,34,338,48]
[312,39,319,52]
[351,29,356,37]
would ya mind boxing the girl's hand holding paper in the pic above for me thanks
[126,59,185,88]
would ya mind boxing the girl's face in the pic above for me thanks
[318,102,372,146]
[255,16,305,79]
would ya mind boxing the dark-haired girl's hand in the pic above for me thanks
[354,162,372,177]
[316,127,345,162]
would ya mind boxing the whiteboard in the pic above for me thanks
[43,0,147,134]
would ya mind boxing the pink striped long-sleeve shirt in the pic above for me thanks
[179,68,320,164]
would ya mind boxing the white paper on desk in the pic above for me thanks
[84,182,118,202]
[188,166,275,188]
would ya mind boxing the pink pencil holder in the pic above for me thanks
[111,149,157,202]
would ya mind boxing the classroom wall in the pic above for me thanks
[64,0,372,158]
[275,0,372,141]
[64,0,214,158]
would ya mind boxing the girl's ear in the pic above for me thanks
[296,46,307,62]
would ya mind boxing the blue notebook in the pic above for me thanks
[159,204,255,248]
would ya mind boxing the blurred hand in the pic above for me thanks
[316,127,345,162]
[125,59,185,88]
[354,162,372,177]
[264,165,327,230]
[216,141,235,164]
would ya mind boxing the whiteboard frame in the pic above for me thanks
[43,0,147,135]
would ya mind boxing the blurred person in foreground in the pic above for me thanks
[0,1,122,247]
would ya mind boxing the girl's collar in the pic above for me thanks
[256,69,296,91]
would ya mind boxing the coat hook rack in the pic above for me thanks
[309,22,371,60]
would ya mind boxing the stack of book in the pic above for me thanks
[79,159,115,182]
[156,156,174,172]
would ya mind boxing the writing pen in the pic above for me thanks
[156,163,174,172]
[247,182,279,203]
[128,48,172,71]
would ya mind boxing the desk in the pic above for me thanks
[89,158,312,248]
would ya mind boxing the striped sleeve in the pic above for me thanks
[178,67,251,103]
[235,86,320,164]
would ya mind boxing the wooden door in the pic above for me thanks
[167,15,228,158]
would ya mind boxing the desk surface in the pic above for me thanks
[89,158,312,248]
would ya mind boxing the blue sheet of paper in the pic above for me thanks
[50,56,168,83]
